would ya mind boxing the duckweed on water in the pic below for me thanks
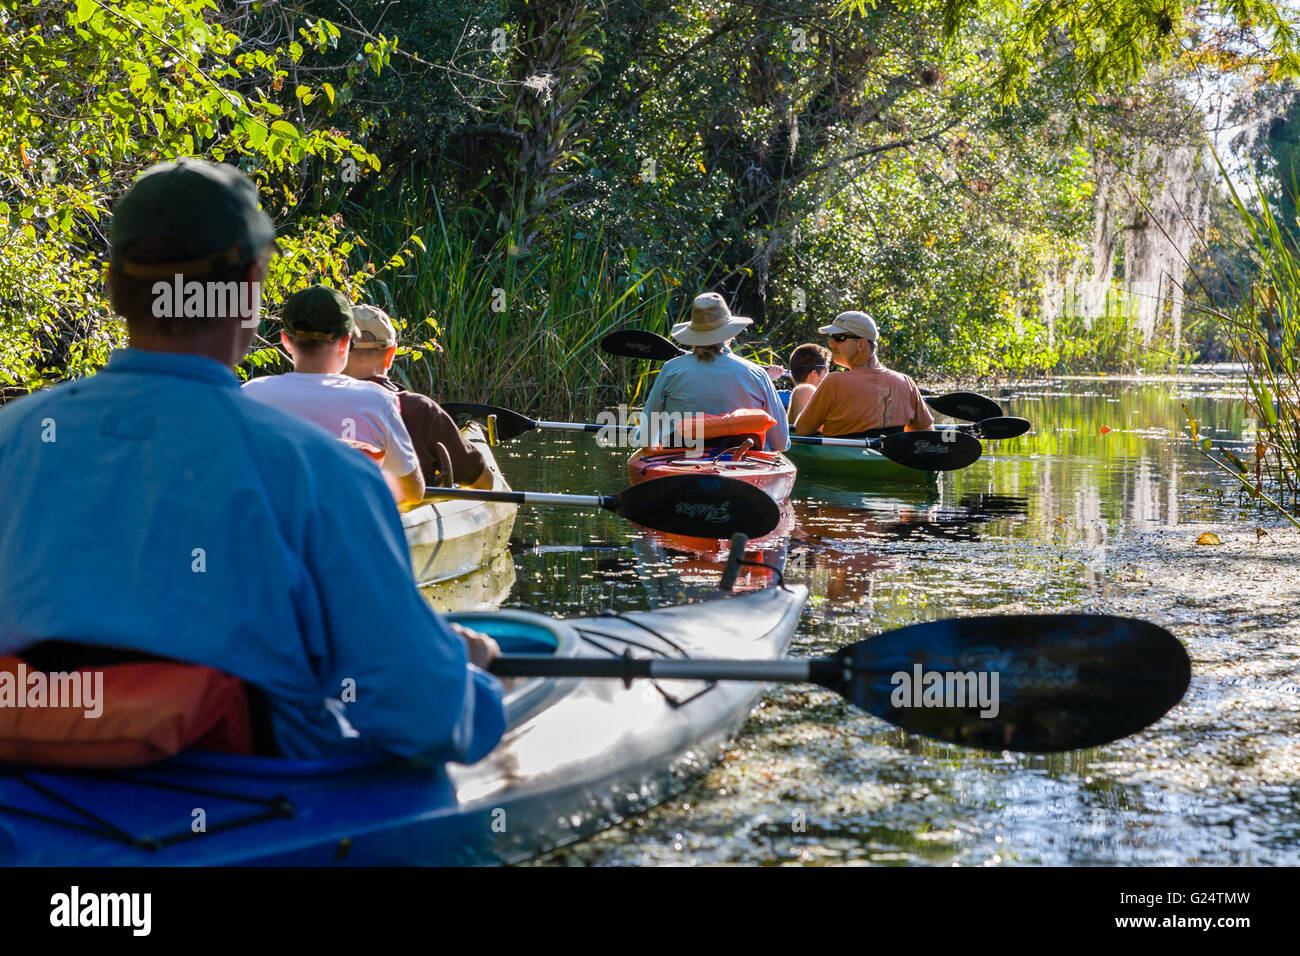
[494,378,1300,865]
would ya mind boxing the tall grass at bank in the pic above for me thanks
[1052,288,1188,375]
[350,187,673,419]
[1191,176,1300,525]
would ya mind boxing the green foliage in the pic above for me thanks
[4,0,1289,405]
[1052,289,1187,373]
[1256,87,1300,242]
[1194,161,1300,523]
[0,0,390,389]
[342,183,673,417]
[858,0,1300,101]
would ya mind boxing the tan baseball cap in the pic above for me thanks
[818,311,879,341]
[351,304,397,349]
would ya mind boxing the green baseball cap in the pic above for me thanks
[110,158,277,278]
[282,285,357,341]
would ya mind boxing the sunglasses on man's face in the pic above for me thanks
[829,333,861,343]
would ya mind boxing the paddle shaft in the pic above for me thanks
[531,420,609,434]
[422,472,782,538]
[792,434,887,448]
[519,419,1012,445]
[442,401,980,470]
[426,487,616,509]
[491,652,1162,683]
[492,654,818,682]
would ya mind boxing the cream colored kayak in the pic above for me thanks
[418,547,517,612]
[402,423,518,586]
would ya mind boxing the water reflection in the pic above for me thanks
[419,547,517,612]
[475,378,1293,865]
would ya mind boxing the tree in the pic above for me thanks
[0,0,393,390]
[858,0,1300,100]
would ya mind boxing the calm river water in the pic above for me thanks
[446,373,1299,865]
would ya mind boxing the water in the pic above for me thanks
[475,375,1300,865]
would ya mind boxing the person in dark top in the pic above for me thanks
[342,304,490,487]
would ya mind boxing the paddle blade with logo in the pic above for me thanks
[881,430,983,471]
[970,416,1031,440]
[925,392,1003,422]
[617,474,780,538]
[810,614,1190,752]
[600,330,686,361]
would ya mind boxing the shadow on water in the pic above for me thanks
[474,376,1300,865]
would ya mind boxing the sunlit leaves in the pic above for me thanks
[0,0,389,389]
[844,0,1300,101]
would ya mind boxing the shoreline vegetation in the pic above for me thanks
[1,2,1297,508]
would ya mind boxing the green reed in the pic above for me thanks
[347,183,673,418]
[1190,169,1300,526]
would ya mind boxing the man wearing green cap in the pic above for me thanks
[241,286,427,508]
[342,303,489,487]
[0,158,506,765]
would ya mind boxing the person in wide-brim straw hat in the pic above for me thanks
[637,292,790,451]
[793,309,934,438]
[669,292,754,346]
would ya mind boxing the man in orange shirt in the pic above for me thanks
[793,311,934,437]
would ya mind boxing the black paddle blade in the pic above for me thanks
[880,430,982,471]
[616,474,781,538]
[925,391,1003,422]
[813,614,1190,753]
[971,416,1031,440]
[600,329,685,361]
[440,402,535,440]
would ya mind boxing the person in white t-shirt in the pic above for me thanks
[242,285,426,507]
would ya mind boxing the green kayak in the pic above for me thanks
[785,441,938,484]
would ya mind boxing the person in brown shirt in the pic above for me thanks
[342,305,490,487]
[793,311,934,437]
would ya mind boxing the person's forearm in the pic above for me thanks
[794,413,822,436]
[396,468,426,506]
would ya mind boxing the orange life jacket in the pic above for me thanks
[646,409,776,450]
[0,655,254,768]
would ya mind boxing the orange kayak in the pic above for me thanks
[627,446,797,503]
[627,446,797,556]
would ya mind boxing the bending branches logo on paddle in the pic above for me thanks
[914,431,961,455]
[674,499,731,524]
[0,663,103,718]
[890,665,1000,718]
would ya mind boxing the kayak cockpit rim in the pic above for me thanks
[159,611,582,778]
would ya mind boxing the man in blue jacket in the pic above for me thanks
[0,158,506,763]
